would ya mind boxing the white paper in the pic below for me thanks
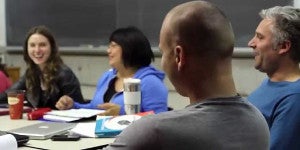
[46,109,105,118]
[70,122,97,138]
[43,114,81,122]
[43,108,105,122]
[0,134,18,150]
[70,116,112,138]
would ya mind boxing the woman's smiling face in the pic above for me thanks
[107,41,123,69]
[27,33,52,70]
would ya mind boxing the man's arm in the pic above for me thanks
[270,94,300,150]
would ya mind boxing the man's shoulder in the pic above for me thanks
[249,79,300,101]
[135,109,196,125]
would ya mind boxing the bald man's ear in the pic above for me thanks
[174,45,185,71]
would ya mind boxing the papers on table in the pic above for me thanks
[70,122,98,138]
[70,112,154,138]
[70,116,111,138]
[95,111,154,137]
[43,108,105,122]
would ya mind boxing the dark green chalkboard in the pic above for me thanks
[6,0,293,47]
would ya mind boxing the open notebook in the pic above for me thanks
[9,122,76,140]
[43,108,104,122]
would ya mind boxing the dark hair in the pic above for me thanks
[0,64,9,77]
[23,25,63,95]
[109,26,154,69]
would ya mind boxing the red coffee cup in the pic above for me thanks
[7,90,25,119]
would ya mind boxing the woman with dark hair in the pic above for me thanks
[0,64,12,93]
[57,26,168,115]
[0,25,84,109]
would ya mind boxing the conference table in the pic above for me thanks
[1,114,115,150]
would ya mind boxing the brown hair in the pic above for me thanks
[23,25,63,96]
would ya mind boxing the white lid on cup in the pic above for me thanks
[123,78,141,92]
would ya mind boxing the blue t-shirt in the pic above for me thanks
[248,78,300,150]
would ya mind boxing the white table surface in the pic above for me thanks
[1,114,115,150]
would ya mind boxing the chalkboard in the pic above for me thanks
[6,0,293,47]
[6,0,116,47]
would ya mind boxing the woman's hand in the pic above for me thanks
[55,95,74,110]
[97,103,120,116]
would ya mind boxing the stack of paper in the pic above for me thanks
[95,111,154,137]
[43,108,104,122]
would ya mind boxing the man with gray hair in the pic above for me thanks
[103,1,269,149]
[248,6,300,150]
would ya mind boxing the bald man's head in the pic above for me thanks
[162,1,235,58]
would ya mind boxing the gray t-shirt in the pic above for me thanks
[104,96,269,150]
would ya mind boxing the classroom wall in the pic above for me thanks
[2,49,266,110]
[4,1,297,109]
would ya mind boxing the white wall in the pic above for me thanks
[0,0,5,46]
[295,0,300,7]
[4,52,265,109]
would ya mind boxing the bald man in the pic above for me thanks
[103,1,269,149]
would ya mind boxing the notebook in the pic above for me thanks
[43,108,104,122]
[95,111,154,137]
[9,122,76,140]
[0,130,29,147]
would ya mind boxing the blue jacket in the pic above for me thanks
[248,78,300,150]
[74,66,168,115]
